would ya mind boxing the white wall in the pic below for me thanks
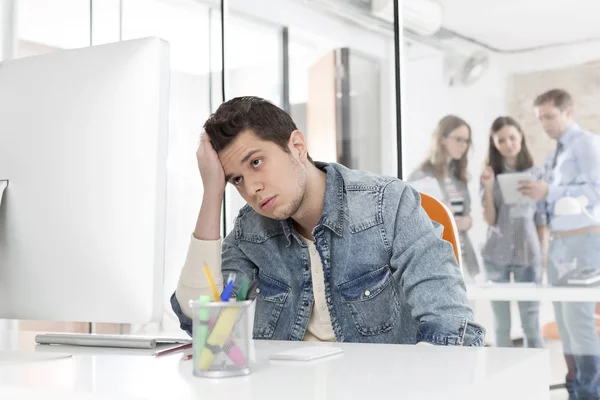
[221,0,398,233]
[501,40,600,74]
[226,0,397,177]
[225,0,389,60]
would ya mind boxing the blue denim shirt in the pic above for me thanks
[171,163,484,346]
[538,124,600,232]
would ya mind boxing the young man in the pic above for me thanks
[171,96,484,346]
[520,89,600,399]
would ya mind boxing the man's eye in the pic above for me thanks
[252,159,262,167]
[233,177,243,185]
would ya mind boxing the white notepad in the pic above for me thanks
[409,177,444,201]
[497,172,534,205]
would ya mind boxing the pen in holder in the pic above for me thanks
[189,299,255,378]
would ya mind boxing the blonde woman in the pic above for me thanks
[408,115,480,280]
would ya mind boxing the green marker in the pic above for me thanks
[195,295,211,367]
[236,278,250,301]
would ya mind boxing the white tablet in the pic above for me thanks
[409,177,444,201]
[496,172,535,205]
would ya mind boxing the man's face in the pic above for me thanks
[534,102,572,140]
[219,130,308,220]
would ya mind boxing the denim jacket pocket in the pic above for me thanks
[253,273,290,339]
[337,265,400,336]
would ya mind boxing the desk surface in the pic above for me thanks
[0,331,549,400]
[467,283,600,302]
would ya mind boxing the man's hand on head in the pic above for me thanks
[518,180,548,201]
[197,132,226,197]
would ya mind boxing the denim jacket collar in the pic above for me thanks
[316,162,345,237]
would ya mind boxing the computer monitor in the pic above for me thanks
[0,37,170,325]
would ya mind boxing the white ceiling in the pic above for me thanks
[438,0,600,52]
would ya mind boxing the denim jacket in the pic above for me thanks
[171,163,485,346]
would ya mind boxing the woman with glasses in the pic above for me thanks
[480,116,545,349]
[408,115,480,282]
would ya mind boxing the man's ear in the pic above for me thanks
[288,130,308,162]
[565,106,574,119]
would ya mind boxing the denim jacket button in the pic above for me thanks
[364,290,371,296]
[323,260,328,265]
[256,288,260,294]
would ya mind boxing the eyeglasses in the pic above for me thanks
[447,136,470,145]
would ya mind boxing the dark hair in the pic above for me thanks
[203,96,313,164]
[487,116,533,175]
[533,89,573,111]
[419,115,471,183]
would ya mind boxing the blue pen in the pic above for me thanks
[220,273,236,302]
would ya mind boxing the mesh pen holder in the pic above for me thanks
[189,299,255,378]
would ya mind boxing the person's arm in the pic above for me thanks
[384,181,485,346]
[533,176,548,243]
[174,184,228,320]
[537,225,548,246]
[456,216,473,232]
[172,236,223,335]
[193,133,226,241]
[482,185,496,226]
[533,192,548,266]
[171,133,258,335]
[547,137,600,205]
[480,166,496,226]
[535,161,552,219]
[172,224,258,336]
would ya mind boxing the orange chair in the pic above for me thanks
[419,192,463,271]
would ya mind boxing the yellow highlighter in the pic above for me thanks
[203,263,221,302]
[197,304,241,370]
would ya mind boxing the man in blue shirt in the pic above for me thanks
[521,89,600,399]
[171,96,484,346]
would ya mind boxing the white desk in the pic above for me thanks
[0,331,549,400]
[467,283,600,302]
